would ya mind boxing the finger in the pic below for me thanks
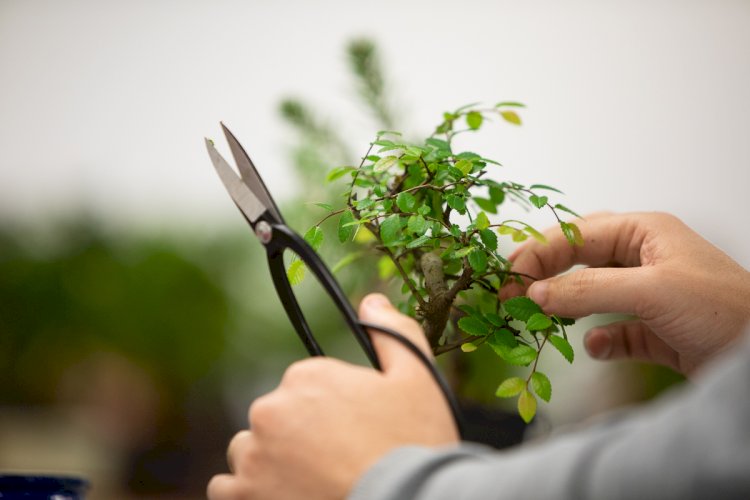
[501,212,649,300]
[226,430,253,474]
[585,319,679,370]
[527,266,650,318]
[358,293,432,374]
[207,473,246,500]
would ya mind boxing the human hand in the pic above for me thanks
[501,212,750,375]
[207,293,459,500]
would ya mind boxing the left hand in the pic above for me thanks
[207,293,459,500]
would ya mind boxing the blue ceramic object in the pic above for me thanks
[0,475,88,499]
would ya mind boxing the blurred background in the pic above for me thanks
[1,0,749,498]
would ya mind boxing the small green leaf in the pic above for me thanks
[425,137,450,151]
[313,202,334,211]
[492,328,517,348]
[379,214,402,246]
[560,222,584,246]
[377,255,396,279]
[468,248,488,273]
[485,313,505,327]
[457,159,474,176]
[496,377,525,398]
[458,315,490,336]
[531,371,552,402]
[473,197,497,214]
[526,312,553,331]
[461,342,478,353]
[373,156,399,172]
[338,210,356,242]
[407,214,428,235]
[303,226,324,252]
[529,194,548,209]
[554,203,583,219]
[331,251,364,273]
[524,225,548,244]
[396,192,417,212]
[503,344,537,365]
[489,186,505,204]
[495,101,526,108]
[475,211,490,231]
[479,229,498,251]
[548,335,575,363]
[287,259,306,285]
[504,296,543,321]
[406,235,432,249]
[518,389,537,423]
[530,184,563,194]
[466,111,483,130]
[326,166,356,182]
[500,110,522,125]
[446,194,466,213]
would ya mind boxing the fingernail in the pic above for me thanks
[584,328,612,359]
[527,281,548,307]
[364,293,392,311]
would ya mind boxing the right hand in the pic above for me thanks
[501,212,750,375]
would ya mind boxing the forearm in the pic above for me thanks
[351,333,750,500]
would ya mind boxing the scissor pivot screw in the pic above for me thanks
[256,221,273,244]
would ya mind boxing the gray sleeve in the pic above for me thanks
[349,335,750,500]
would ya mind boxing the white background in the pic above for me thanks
[1,0,749,265]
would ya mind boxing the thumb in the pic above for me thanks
[358,293,432,374]
[584,319,679,370]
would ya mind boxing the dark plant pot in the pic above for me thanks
[0,475,88,499]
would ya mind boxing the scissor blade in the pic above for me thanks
[205,138,266,224]
[221,123,285,224]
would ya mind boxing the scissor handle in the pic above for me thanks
[261,217,382,370]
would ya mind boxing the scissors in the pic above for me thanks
[205,123,464,434]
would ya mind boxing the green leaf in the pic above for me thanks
[373,156,399,172]
[518,389,537,423]
[560,222,584,246]
[455,159,473,175]
[458,315,490,336]
[379,214,402,246]
[396,192,417,212]
[425,137,450,151]
[504,296,543,321]
[468,248,488,273]
[500,110,522,125]
[489,186,505,204]
[479,229,498,251]
[287,259,306,286]
[526,312,553,331]
[503,344,537,365]
[376,130,402,137]
[530,184,563,194]
[495,101,526,108]
[496,377,525,398]
[529,194,548,209]
[407,215,428,235]
[303,226,324,252]
[461,342,478,353]
[492,328,517,348]
[524,225,548,244]
[406,235,432,249]
[531,371,552,402]
[485,313,505,327]
[473,197,497,214]
[548,335,575,363]
[466,111,483,130]
[554,203,583,219]
[326,166,356,182]
[446,194,466,213]
[475,211,490,231]
[377,255,396,279]
[331,251,364,273]
[313,202,334,211]
[338,210,356,243]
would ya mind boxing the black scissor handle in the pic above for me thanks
[262,219,381,370]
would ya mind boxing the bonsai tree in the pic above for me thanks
[291,103,582,423]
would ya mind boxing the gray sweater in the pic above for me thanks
[350,333,750,499]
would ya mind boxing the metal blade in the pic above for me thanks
[221,123,285,223]
[205,138,266,224]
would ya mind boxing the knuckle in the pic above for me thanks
[281,358,328,386]
[248,394,279,431]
